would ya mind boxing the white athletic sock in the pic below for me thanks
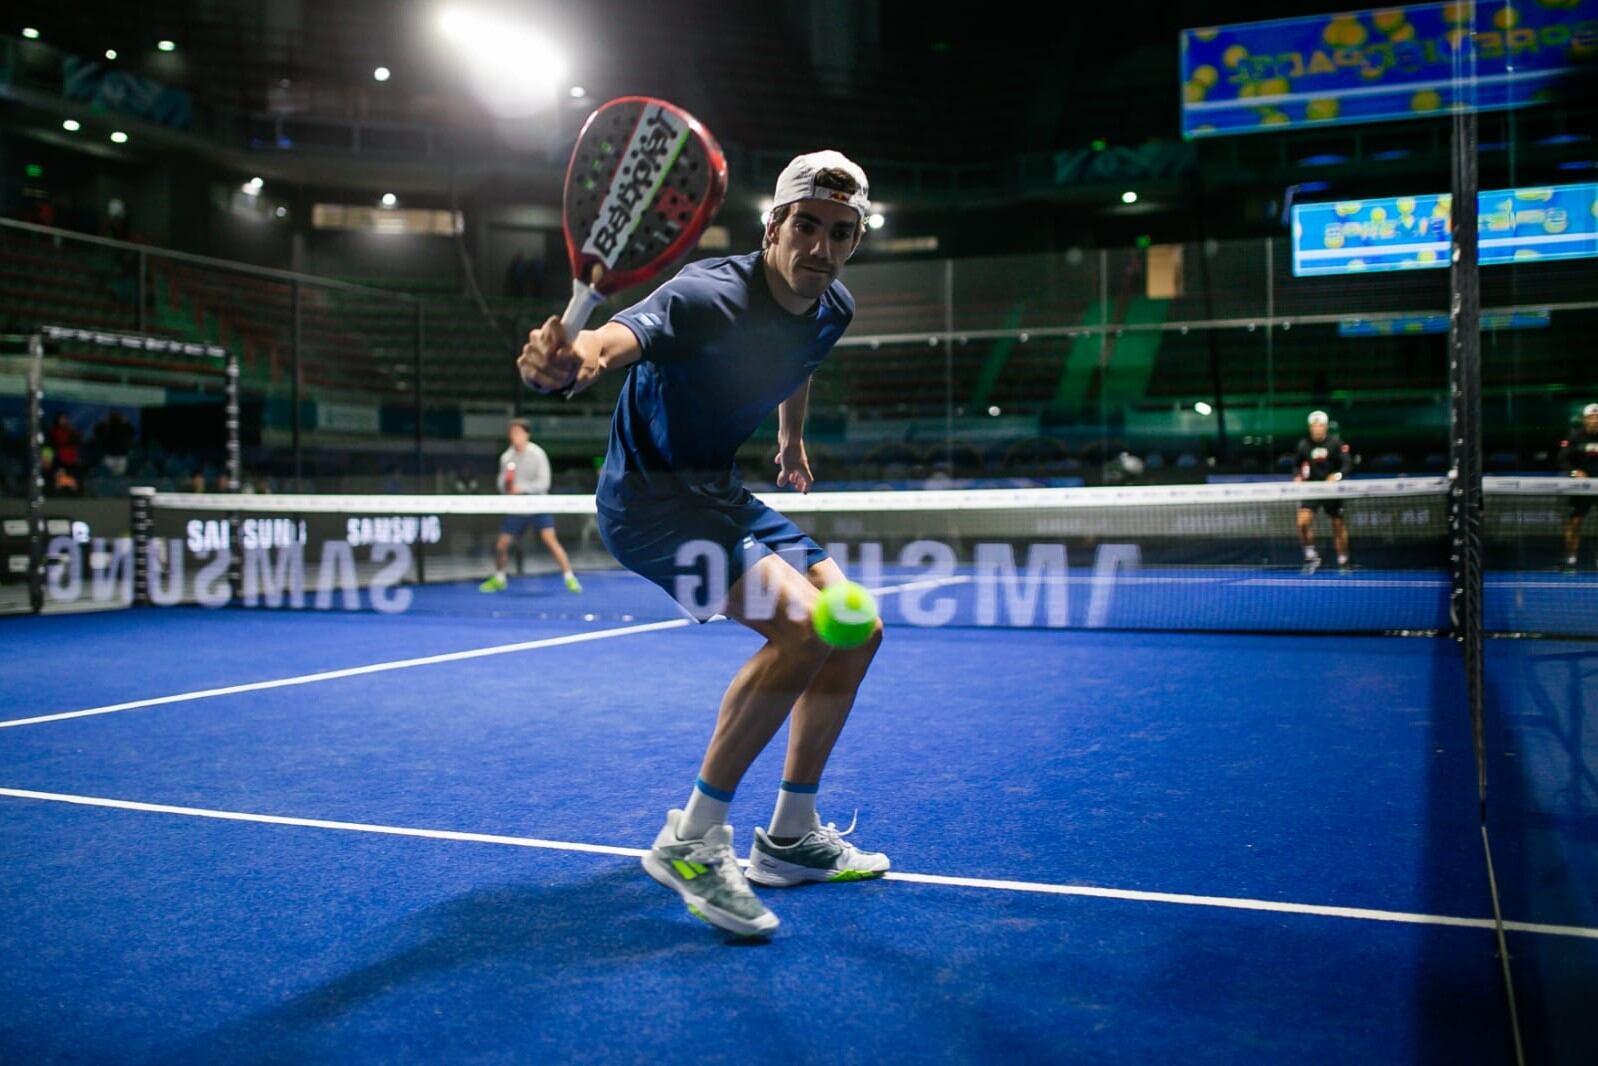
[769,781,819,841]
[1337,555,1350,566]
[1303,546,1319,561]
[679,778,732,840]
[495,570,507,582]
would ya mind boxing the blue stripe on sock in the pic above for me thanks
[694,777,735,802]
[779,780,820,794]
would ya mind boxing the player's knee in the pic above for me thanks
[772,612,831,660]
[852,617,885,659]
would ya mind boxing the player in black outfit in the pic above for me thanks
[1294,410,1352,573]
[1559,403,1598,572]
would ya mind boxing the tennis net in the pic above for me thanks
[18,478,1589,635]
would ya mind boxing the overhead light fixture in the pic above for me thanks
[438,6,566,117]
[242,177,263,196]
[105,48,118,60]
[110,130,129,144]
[988,405,1002,417]
[157,40,176,52]
[22,27,40,40]
[867,212,885,231]
[1194,401,1213,416]
[570,86,586,98]
[62,119,81,132]
[274,206,288,218]
[373,66,391,81]
[380,193,397,208]
[1121,191,1138,204]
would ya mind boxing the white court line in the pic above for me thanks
[868,575,973,595]
[0,618,692,730]
[0,576,964,732]
[2,786,1593,942]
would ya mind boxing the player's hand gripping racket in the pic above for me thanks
[522,96,727,395]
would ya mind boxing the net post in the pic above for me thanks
[1447,44,1484,813]
[225,349,242,605]
[414,301,425,490]
[25,331,45,614]
[135,249,147,334]
[942,258,954,470]
[291,280,303,491]
[130,486,154,607]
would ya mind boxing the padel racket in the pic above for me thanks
[559,96,728,337]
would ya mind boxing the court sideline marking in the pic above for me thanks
[2,785,1593,941]
[0,578,967,731]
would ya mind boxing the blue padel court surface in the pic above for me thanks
[3,575,1595,1062]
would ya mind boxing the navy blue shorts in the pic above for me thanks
[1299,498,1344,519]
[598,488,827,620]
[502,514,556,537]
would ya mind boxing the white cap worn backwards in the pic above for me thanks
[773,150,871,221]
[1308,410,1329,425]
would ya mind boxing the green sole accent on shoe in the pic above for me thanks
[826,869,886,882]
[686,904,711,924]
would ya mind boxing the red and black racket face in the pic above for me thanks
[562,97,728,294]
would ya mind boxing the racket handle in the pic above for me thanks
[560,278,605,338]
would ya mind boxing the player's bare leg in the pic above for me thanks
[1297,507,1321,572]
[642,555,826,934]
[740,557,890,887]
[538,527,581,591]
[1566,513,1584,570]
[1332,516,1351,570]
[480,532,515,592]
[691,555,831,805]
[781,557,882,785]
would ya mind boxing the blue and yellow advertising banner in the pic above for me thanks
[1337,309,1552,334]
[1181,1,1598,138]
[1293,181,1598,275]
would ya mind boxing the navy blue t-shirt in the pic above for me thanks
[597,251,853,509]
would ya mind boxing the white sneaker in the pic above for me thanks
[641,810,778,937]
[747,813,891,887]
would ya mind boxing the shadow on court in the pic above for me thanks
[167,866,753,1061]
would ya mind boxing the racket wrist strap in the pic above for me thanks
[560,278,605,337]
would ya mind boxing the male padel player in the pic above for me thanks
[1295,410,1352,574]
[516,152,889,936]
[480,418,581,594]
